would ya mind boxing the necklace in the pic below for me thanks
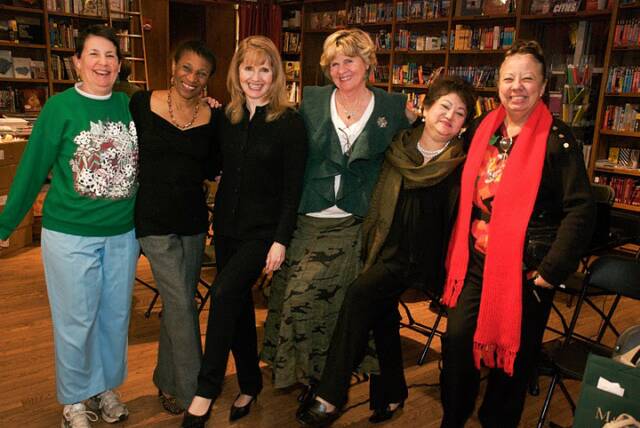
[417,140,449,162]
[167,88,200,129]
[337,90,366,121]
[497,136,513,160]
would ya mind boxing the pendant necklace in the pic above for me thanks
[167,88,200,129]
[338,91,364,121]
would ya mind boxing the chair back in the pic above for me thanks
[587,255,640,300]
[591,183,614,248]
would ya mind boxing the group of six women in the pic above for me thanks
[0,23,595,428]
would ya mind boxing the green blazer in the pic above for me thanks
[297,85,410,218]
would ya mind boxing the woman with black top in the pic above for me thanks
[131,40,218,415]
[182,36,308,428]
[296,77,475,427]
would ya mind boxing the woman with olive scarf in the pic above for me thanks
[297,77,475,427]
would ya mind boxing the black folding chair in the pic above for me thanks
[537,254,640,428]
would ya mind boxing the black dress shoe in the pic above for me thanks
[296,400,340,427]
[181,404,212,428]
[229,394,256,422]
[369,401,404,424]
[296,385,317,419]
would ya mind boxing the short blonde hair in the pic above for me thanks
[319,28,377,81]
[226,36,291,124]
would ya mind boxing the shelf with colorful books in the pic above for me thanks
[595,165,640,176]
[0,4,44,15]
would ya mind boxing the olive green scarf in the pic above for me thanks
[362,124,466,272]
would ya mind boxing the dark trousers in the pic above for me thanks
[440,274,554,428]
[196,236,270,399]
[315,261,409,410]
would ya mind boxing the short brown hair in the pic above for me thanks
[503,40,546,80]
[424,77,477,126]
[75,25,120,60]
[319,28,377,81]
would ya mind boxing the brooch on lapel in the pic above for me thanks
[377,116,388,128]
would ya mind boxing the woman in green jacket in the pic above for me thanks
[261,28,416,397]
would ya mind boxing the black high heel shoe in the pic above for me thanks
[229,394,256,422]
[181,402,212,428]
[296,399,341,428]
[369,401,404,424]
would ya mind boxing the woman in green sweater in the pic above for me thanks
[0,26,138,428]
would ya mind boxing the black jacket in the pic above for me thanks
[464,115,596,286]
[213,106,308,246]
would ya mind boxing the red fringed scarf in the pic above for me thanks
[442,101,552,376]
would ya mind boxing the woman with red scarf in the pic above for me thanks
[440,40,595,427]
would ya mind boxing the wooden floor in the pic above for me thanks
[1,243,639,428]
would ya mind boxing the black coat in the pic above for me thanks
[213,106,308,246]
[464,115,596,286]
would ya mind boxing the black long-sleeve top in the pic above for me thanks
[131,91,221,238]
[213,105,308,246]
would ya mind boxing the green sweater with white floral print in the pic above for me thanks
[0,86,138,239]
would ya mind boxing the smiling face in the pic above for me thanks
[172,50,212,100]
[72,35,120,96]
[328,53,368,94]
[423,92,468,143]
[498,53,547,120]
[238,50,273,107]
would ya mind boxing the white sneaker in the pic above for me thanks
[86,390,129,423]
[61,403,98,428]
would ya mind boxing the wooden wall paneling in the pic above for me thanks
[141,0,170,89]
[205,3,236,103]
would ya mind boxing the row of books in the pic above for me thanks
[606,66,640,94]
[308,11,347,31]
[348,2,394,24]
[371,64,390,83]
[391,64,444,86]
[45,0,131,17]
[0,87,47,113]
[451,25,515,51]
[395,0,451,20]
[604,146,640,169]
[116,29,129,53]
[48,20,79,49]
[0,50,46,79]
[0,16,43,44]
[370,30,392,50]
[602,103,640,133]
[448,65,498,88]
[614,19,640,48]
[475,96,499,117]
[286,81,300,104]
[455,0,515,16]
[282,32,300,54]
[50,53,77,80]
[593,175,640,206]
[46,0,108,16]
[284,61,300,81]
[396,30,447,51]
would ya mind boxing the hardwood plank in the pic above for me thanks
[0,244,638,427]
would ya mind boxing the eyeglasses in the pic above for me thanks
[337,127,354,157]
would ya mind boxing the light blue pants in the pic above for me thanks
[41,228,138,404]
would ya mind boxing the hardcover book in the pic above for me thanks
[0,50,13,78]
[12,57,32,79]
[16,87,46,112]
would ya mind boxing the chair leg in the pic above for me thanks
[537,373,559,428]
[557,379,576,414]
[417,309,443,365]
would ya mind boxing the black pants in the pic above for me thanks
[315,261,409,410]
[196,236,270,399]
[440,274,554,428]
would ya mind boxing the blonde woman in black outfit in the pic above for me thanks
[182,36,308,428]
[131,40,218,415]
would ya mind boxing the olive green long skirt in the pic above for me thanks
[261,215,378,389]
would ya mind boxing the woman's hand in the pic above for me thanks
[202,97,222,109]
[532,271,554,289]
[264,242,286,274]
[405,100,420,124]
